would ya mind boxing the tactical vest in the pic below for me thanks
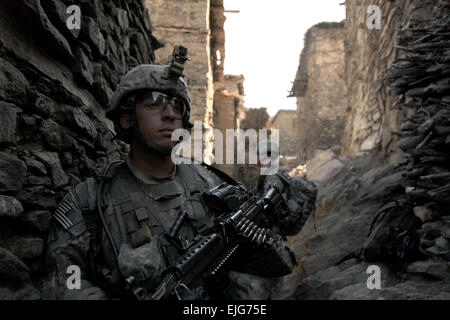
[73,160,232,297]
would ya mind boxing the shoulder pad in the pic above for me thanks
[73,160,125,213]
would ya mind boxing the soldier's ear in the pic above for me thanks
[120,113,130,129]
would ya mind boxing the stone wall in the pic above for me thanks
[290,22,347,162]
[291,0,436,162]
[341,0,425,161]
[0,0,156,299]
[271,110,298,157]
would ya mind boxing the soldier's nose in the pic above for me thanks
[162,103,177,120]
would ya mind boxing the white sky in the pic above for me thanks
[223,0,346,116]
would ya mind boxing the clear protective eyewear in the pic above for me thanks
[144,91,186,119]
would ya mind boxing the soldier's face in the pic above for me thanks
[134,96,183,149]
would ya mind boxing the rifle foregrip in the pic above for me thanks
[174,233,226,279]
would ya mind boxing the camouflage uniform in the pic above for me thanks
[43,155,295,299]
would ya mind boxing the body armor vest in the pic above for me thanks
[76,160,224,297]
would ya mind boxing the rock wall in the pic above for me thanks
[0,0,156,299]
[290,22,347,162]
[382,0,450,270]
[342,0,423,161]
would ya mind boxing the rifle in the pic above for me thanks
[125,182,292,300]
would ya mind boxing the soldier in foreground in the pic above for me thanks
[43,46,308,300]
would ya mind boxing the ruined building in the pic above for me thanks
[240,107,270,132]
[291,0,428,163]
[213,74,246,175]
[270,109,298,157]
[290,22,347,162]
[282,0,450,299]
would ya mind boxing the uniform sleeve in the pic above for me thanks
[43,191,110,300]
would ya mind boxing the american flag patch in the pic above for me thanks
[53,199,83,230]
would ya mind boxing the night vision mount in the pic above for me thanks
[167,45,190,79]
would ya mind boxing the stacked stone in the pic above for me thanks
[384,0,450,272]
[0,0,156,299]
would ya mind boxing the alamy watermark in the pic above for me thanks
[171,121,280,175]
[66,265,81,290]
[66,5,81,37]
[366,265,381,290]
[367,5,381,30]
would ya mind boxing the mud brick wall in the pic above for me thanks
[0,0,157,299]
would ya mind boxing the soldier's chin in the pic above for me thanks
[144,140,173,156]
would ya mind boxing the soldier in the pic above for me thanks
[43,46,297,300]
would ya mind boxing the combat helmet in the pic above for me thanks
[106,45,193,136]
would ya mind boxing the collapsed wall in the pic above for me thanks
[290,22,347,162]
[0,0,156,299]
